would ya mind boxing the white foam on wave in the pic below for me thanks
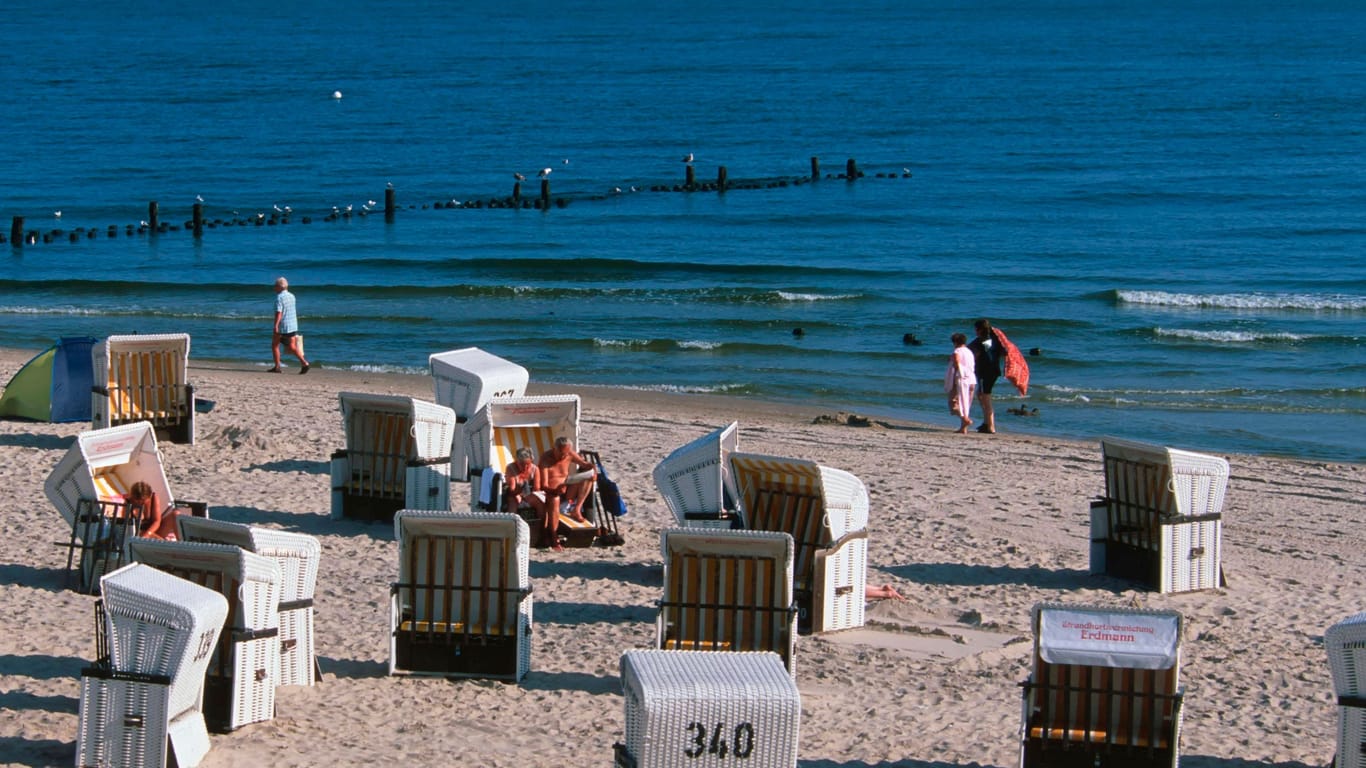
[1154,327,1308,343]
[775,290,859,301]
[623,382,750,395]
[676,340,722,350]
[1118,290,1366,311]
[345,363,427,375]
[593,338,649,348]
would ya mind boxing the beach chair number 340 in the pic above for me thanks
[683,721,756,760]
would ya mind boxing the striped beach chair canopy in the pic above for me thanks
[458,394,581,481]
[92,333,195,443]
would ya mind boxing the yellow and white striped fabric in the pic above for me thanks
[489,426,557,478]
[97,334,190,424]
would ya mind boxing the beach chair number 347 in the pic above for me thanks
[683,721,756,760]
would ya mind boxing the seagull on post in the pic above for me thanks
[682,152,694,164]
[514,172,526,181]
[538,168,552,179]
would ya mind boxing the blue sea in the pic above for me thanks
[1,0,1363,462]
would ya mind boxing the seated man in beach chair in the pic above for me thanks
[538,437,596,549]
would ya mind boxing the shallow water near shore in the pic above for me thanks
[0,0,1362,461]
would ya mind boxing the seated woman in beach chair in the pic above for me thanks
[504,448,548,518]
[123,481,182,540]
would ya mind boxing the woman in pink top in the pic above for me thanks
[945,333,976,434]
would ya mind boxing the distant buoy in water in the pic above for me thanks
[792,328,805,337]
[332,90,343,99]
[1029,347,1042,356]
[902,333,922,346]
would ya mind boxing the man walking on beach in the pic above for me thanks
[271,276,310,374]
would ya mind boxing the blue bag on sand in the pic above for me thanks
[594,457,628,517]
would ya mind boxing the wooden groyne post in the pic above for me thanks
[512,182,521,202]
[148,201,159,231]
[717,166,727,192]
[9,216,22,247]
[384,187,396,222]
[846,158,859,180]
[192,202,204,238]
[685,165,696,187]
[811,156,820,180]
[540,178,551,209]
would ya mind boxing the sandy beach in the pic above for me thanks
[0,347,1360,768]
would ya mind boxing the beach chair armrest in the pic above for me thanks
[407,456,451,468]
[92,385,110,397]
[1340,695,1366,708]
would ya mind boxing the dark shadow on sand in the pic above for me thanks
[201,505,391,540]
[244,458,330,475]
[316,655,389,681]
[0,653,87,681]
[799,761,1002,768]
[0,689,78,716]
[530,559,661,589]
[0,737,75,768]
[521,670,619,695]
[534,600,654,627]
[0,432,74,451]
[883,562,1100,591]
[0,562,78,594]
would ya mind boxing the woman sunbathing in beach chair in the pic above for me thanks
[124,481,181,540]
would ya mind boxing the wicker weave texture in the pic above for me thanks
[99,563,228,720]
[652,422,740,528]
[174,518,321,687]
[429,347,529,421]
[621,650,800,768]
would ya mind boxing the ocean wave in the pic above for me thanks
[621,382,758,395]
[773,290,860,301]
[342,363,428,375]
[593,338,651,349]
[1115,289,1366,311]
[1152,327,1309,343]
[676,340,723,350]
[0,304,253,321]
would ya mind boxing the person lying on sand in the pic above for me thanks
[866,584,905,600]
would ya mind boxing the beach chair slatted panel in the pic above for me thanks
[652,421,743,529]
[92,334,195,444]
[331,392,456,522]
[1093,437,1228,593]
[616,650,801,768]
[84,563,228,768]
[657,529,797,674]
[1019,603,1184,768]
[176,516,323,687]
[45,422,203,593]
[729,453,869,635]
[1327,612,1366,768]
[390,510,532,681]
[130,539,283,733]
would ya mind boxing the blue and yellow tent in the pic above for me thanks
[0,337,96,422]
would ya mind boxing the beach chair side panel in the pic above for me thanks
[810,532,868,634]
[332,408,412,521]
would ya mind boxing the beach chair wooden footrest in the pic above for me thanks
[393,626,522,679]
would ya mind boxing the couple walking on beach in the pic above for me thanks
[946,319,1029,434]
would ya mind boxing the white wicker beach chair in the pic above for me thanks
[1327,612,1366,768]
[390,510,532,681]
[1019,602,1185,768]
[44,422,206,592]
[727,453,868,635]
[330,392,457,521]
[429,347,529,419]
[130,539,283,732]
[175,516,322,687]
[1092,437,1229,593]
[91,333,195,444]
[657,529,797,674]
[652,421,743,529]
[78,563,228,768]
[615,650,801,768]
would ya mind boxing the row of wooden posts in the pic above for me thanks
[6,157,887,246]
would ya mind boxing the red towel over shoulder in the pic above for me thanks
[992,328,1030,396]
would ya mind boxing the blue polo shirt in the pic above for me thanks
[275,290,299,334]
